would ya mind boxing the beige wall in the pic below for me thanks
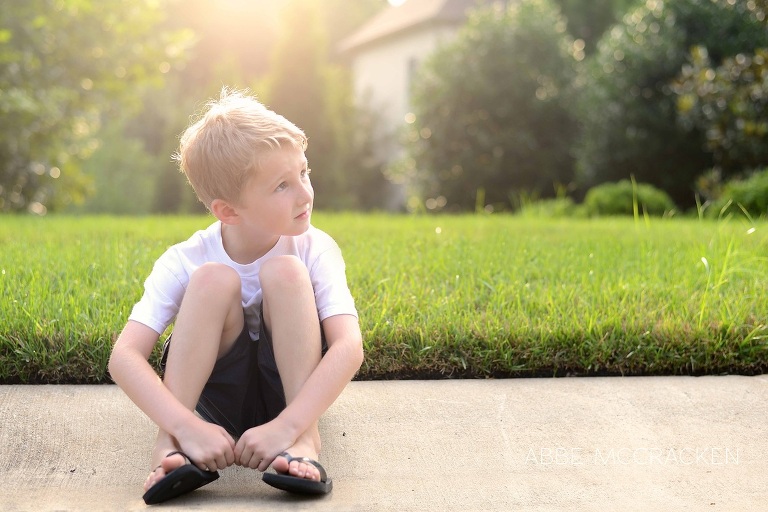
[350,25,460,158]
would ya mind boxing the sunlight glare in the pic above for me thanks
[388,0,407,6]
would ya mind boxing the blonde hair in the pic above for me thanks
[175,88,307,209]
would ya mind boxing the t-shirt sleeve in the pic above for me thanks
[128,254,187,335]
[310,241,358,321]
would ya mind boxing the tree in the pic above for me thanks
[552,0,639,54]
[337,100,396,210]
[674,46,768,175]
[263,0,346,209]
[318,0,391,210]
[69,118,157,215]
[406,0,578,211]
[61,0,383,214]
[0,0,191,213]
[574,0,768,207]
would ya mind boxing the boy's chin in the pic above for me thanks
[287,221,311,236]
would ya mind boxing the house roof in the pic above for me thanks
[338,0,494,54]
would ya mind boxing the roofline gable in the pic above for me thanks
[338,0,495,55]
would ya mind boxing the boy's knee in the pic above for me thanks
[260,255,309,289]
[190,262,241,295]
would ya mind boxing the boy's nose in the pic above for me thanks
[299,182,314,204]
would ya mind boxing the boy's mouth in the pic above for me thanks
[295,207,311,220]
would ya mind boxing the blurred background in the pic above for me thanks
[1,0,766,216]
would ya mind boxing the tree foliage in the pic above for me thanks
[73,0,383,214]
[338,102,396,210]
[674,46,768,174]
[552,0,639,54]
[406,0,578,211]
[263,0,357,209]
[0,0,191,213]
[575,0,768,207]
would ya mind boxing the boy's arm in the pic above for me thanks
[109,320,235,469]
[276,313,364,435]
[108,320,201,435]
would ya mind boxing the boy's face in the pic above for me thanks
[234,147,314,238]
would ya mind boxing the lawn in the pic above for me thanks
[1,213,766,383]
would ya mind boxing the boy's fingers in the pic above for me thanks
[236,446,250,467]
[233,439,245,462]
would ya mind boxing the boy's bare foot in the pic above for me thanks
[145,452,188,491]
[271,438,322,481]
[263,434,332,495]
[145,432,184,491]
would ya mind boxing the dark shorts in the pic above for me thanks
[161,309,326,438]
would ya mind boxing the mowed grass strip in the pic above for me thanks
[1,214,766,383]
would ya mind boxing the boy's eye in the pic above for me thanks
[276,182,287,191]
[302,168,312,177]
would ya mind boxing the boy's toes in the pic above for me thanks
[263,452,332,495]
[144,467,166,491]
[291,460,320,481]
[271,454,289,474]
[144,452,188,491]
[273,453,320,481]
[160,452,188,473]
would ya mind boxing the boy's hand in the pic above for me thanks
[175,417,236,471]
[234,418,295,471]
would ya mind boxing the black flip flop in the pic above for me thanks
[142,451,219,505]
[262,452,333,495]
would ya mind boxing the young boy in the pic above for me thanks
[108,88,364,504]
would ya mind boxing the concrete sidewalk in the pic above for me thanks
[1,377,766,511]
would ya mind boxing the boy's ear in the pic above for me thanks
[210,198,240,225]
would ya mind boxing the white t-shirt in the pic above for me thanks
[128,221,357,339]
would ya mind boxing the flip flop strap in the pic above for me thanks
[152,450,192,472]
[164,451,217,474]
[165,450,193,465]
[278,452,328,482]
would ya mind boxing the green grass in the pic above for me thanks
[1,213,767,383]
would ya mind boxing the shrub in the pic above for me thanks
[518,197,581,218]
[584,180,676,216]
[709,168,768,219]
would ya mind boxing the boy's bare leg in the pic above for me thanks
[145,263,243,490]
[261,255,324,481]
